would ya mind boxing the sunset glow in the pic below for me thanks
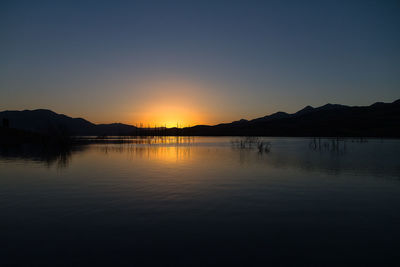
[126,78,215,127]
[135,104,205,128]
[1,1,400,266]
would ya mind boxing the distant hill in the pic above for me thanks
[178,99,400,137]
[0,109,137,136]
[1,99,399,137]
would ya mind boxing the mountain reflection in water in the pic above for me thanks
[1,137,400,266]
[1,137,398,178]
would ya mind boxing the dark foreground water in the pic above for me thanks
[1,137,400,266]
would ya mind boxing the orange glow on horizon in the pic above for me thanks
[127,77,215,128]
[132,104,206,128]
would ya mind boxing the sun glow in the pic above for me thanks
[128,77,213,128]
[135,104,205,128]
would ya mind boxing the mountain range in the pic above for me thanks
[1,99,399,137]
[181,99,400,137]
[0,109,137,136]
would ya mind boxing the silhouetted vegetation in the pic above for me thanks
[231,137,271,153]
[309,137,347,153]
[308,137,370,154]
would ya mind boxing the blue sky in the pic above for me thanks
[1,0,399,125]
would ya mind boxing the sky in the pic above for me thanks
[1,0,399,126]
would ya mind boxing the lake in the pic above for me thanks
[1,137,400,266]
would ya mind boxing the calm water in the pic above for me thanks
[1,137,400,266]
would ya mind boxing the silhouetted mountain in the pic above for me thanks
[1,99,399,137]
[177,99,400,137]
[0,109,137,136]
[251,111,290,123]
[294,105,314,116]
[230,119,249,125]
[95,123,138,135]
